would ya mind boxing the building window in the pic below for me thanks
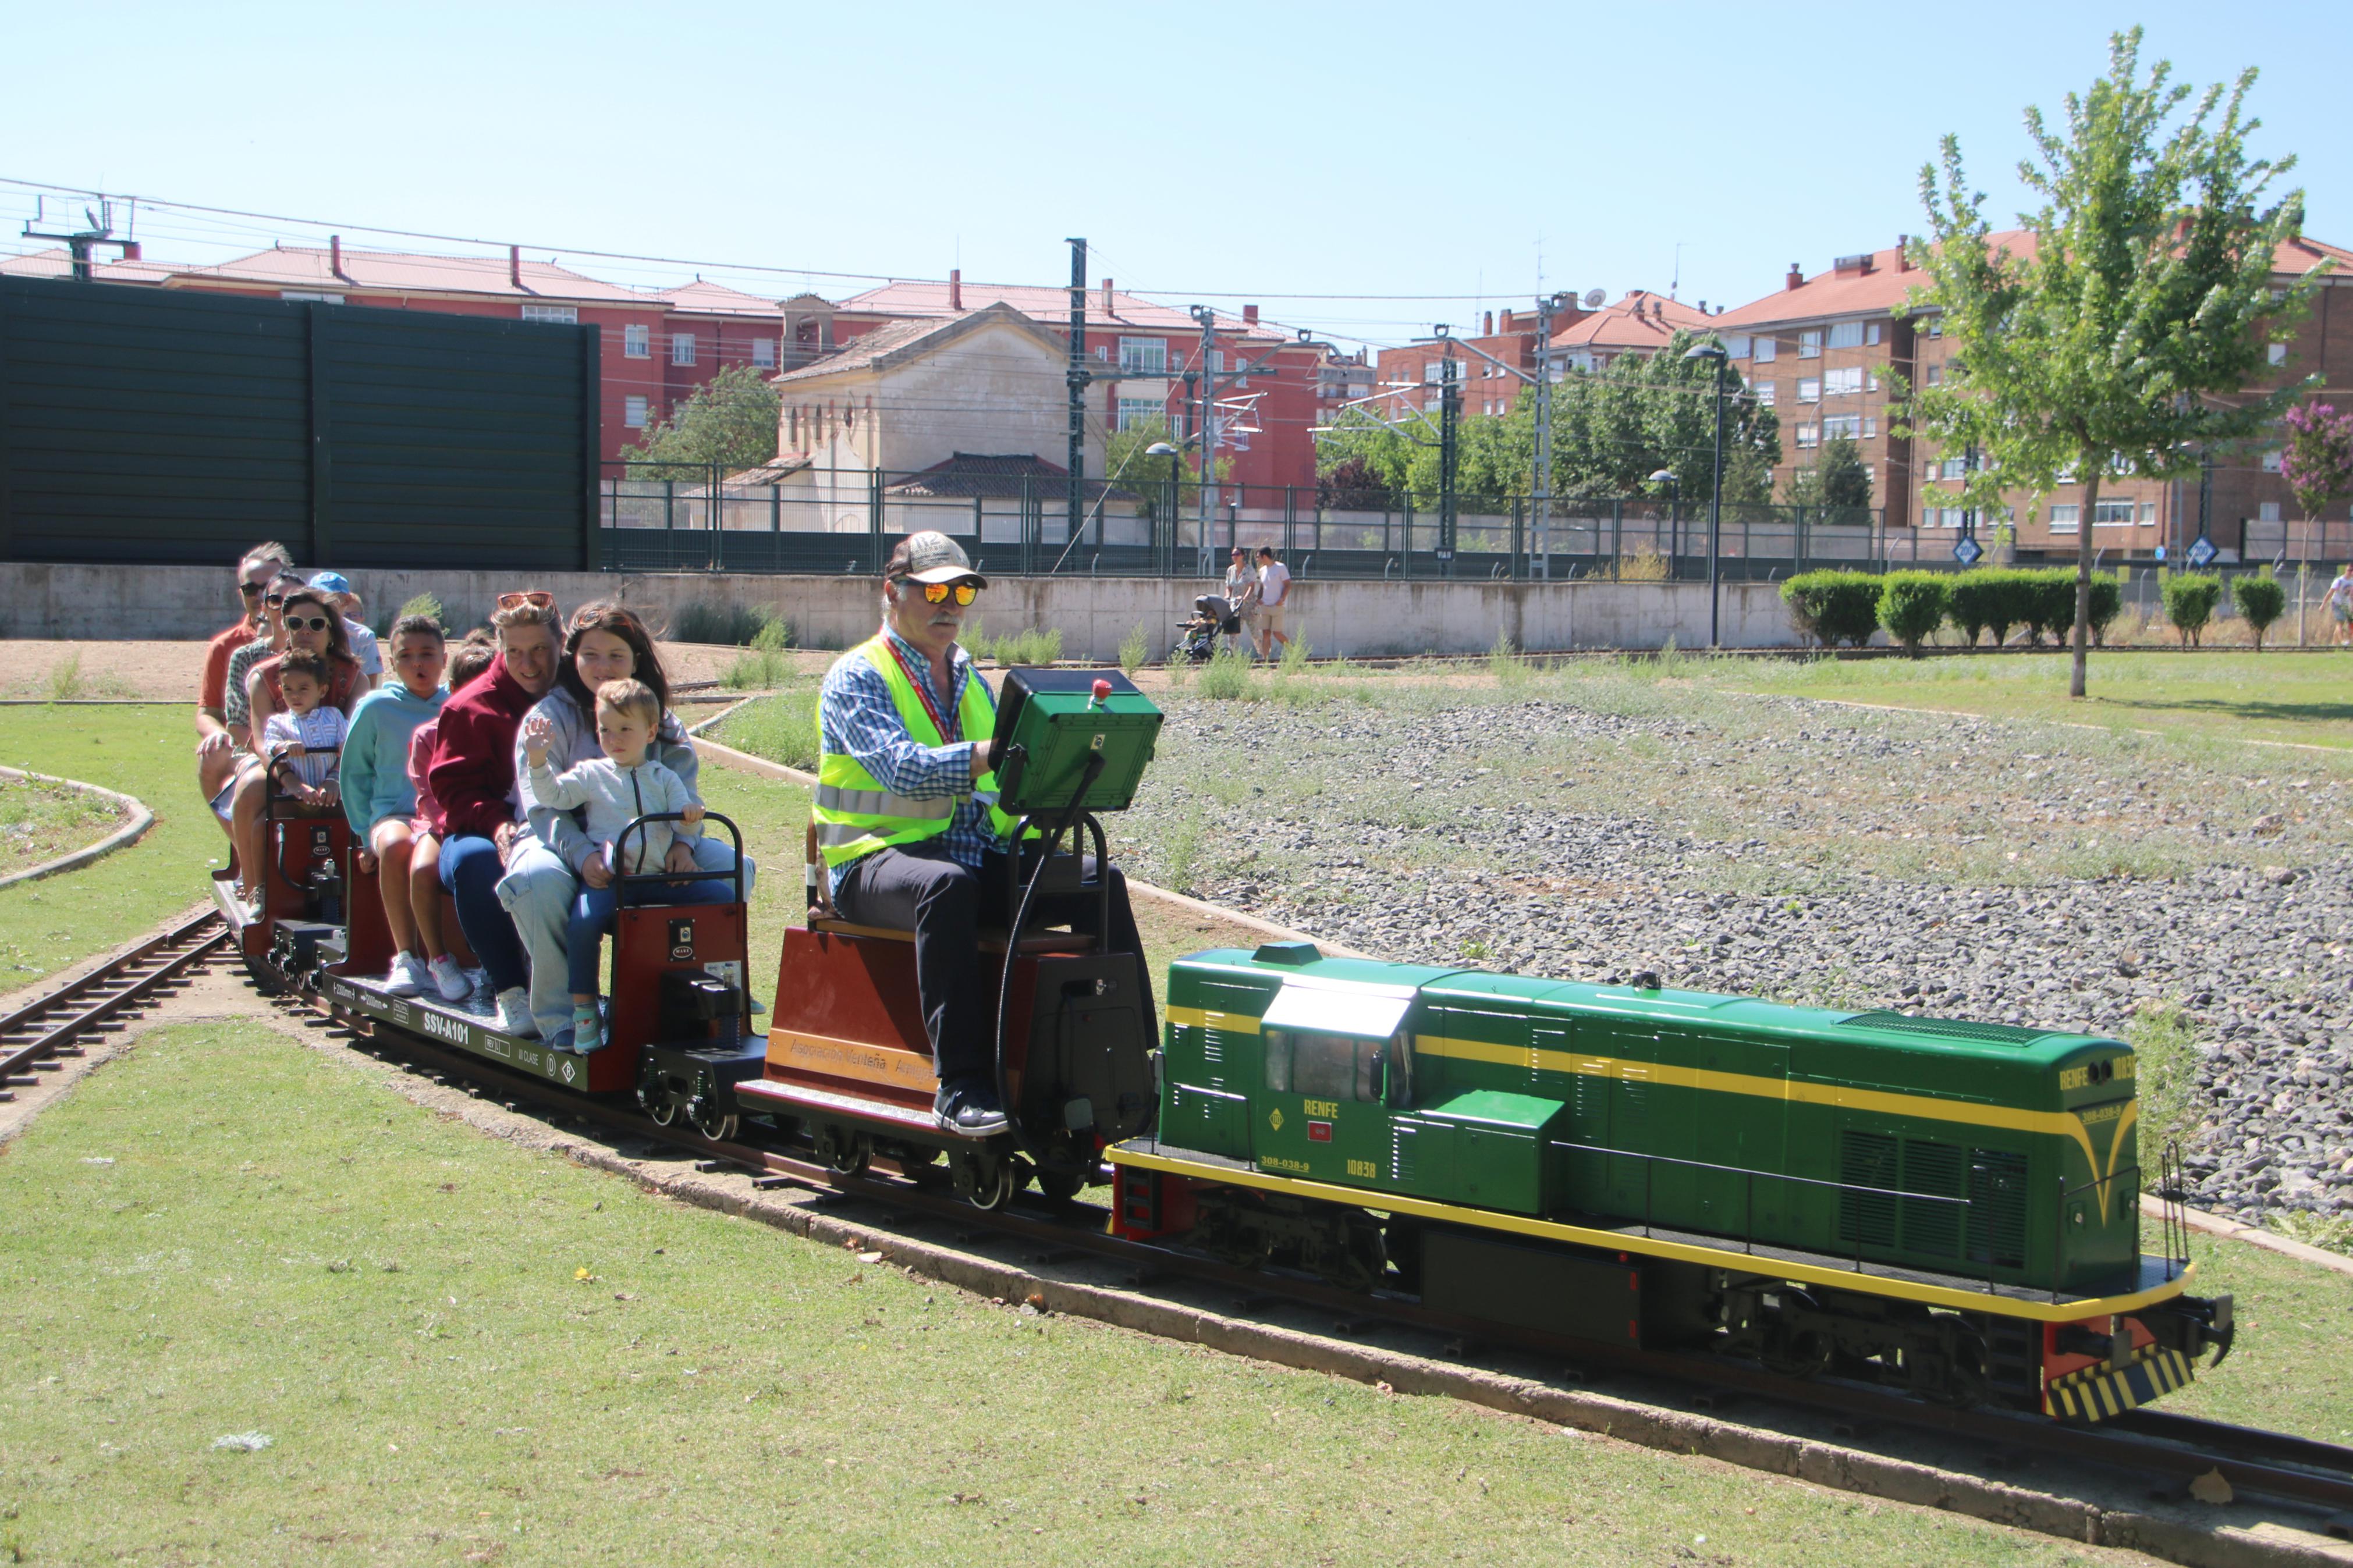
[1925,364,1943,386]
[1825,367,1862,396]
[521,304,578,324]
[1751,379,1776,407]
[1866,369,1880,392]
[2268,342,2288,366]
[1924,317,1944,337]
[280,291,345,304]
[1824,415,1861,440]
[1866,322,1883,346]
[1754,336,1777,364]
[623,323,650,358]
[1797,376,1822,403]
[2093,499,2135,525]
[1116,397,1162,432]
[1798,329,1823,358]
[752,337,778,368]
[1924,506,1965,528]
[1726,334,1751,358]
[1210,350,1225,375]
[624,396,650,428]
[2262,447,2284,472]
[2259,501,2282,522]
[1119,337,1167,376]
[2140,502,2157,525]
[1862,417,1878,438]
[1827,321,1865,349]
[1940,456,1967,480]
[671,333,697,365]
[1795,423,1820,449]
[2050,504,2080,531]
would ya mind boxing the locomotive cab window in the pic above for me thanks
[1264,1029,1405,1104]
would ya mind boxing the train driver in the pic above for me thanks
[814,531,1152,1136]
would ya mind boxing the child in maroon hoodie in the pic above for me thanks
[427,595,560,1035]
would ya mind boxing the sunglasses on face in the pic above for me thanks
[498,590,555,610]
[239,581,265,597]
[920,581,979,606]
[285,615,332,632]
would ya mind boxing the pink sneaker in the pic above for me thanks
[426,954,471,1002]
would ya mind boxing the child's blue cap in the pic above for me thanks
[309,571,353,596]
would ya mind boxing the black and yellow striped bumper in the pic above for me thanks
[2049,1346,2194,1421]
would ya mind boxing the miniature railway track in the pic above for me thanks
[281,973,2353,1528]
[0,910,226,1101]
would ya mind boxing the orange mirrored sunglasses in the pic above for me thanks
[496,590,555,610]
[920,581,979,606]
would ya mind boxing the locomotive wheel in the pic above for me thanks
[950,1149,1016,1211]
[688,1096,740,1144]
[642,1080,680,1126]
[815,1126,871,1178]
[1760,1324,1833,1380]
[1034,1167,1086,1206]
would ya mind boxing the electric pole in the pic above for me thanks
[1532,293,1557,577]
[1438,351,1461,575]
[21,197,139,283]
[1191,304,1218,560]
[1065,238,1088,557]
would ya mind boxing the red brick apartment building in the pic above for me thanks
[1371,292,1715,429]
[2,242,786,463]
[785,275,1321,490]
[1714,233,2353,561]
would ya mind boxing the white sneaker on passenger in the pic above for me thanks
[493,987,539,1039]
[384,952,430,997]
[426,955,471,1002]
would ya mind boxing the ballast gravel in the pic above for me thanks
[1120,681,2353,1232]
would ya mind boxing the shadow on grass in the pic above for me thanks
[2088,693,2353,734]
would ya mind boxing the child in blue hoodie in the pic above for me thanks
[341,615,466,1001]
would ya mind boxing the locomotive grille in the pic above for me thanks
[1900,1139,1967,1257]
[1840,1010,2061,1047]
[1839,1132,1899,1249]
[1968,1149,2031,1268]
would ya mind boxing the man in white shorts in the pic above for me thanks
[1253,546,1293,659]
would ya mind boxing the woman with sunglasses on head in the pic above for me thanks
[496,602,754,1047]
[197,542,296,825]
[227,588,370,909]
[425,592,563,1037]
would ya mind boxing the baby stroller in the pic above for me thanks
[1174,595,1234,664]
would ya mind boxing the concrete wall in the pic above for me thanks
[3,561,1809,657]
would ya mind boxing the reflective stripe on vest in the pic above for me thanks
[812,635,1018,871]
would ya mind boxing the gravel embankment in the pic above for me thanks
[1119,682,2352,1228]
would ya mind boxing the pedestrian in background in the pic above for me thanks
[2326,563,2353,647]
[1222,547,1259,656]
[1254,546,1293,660]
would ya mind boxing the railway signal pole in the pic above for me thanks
[1065,238,1088,553]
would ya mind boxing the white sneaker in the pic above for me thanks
[426,954,471,1002]
[384,952,430,997]
[493,987,539,1039]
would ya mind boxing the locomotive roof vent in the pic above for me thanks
[1841,1010,2058,1047]
[1254,941,1321,965]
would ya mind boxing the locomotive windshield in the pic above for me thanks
[1264,1028,1410,1106]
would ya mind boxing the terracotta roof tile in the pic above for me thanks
[165,246,650,304]
[654,278,783,317]
[0,246,177,284]
[1550,290,1713,351]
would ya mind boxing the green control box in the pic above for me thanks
[989,668,1162,815]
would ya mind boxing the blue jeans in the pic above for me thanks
[439,835,527,994]
[566,877,735,997]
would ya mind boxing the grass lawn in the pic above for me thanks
[0,706,218,990]
[1630,649,2353,752]
[0,774,130,877]
[0,1016,2164,1567]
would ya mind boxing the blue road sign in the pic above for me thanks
[2187,534,2218,568]
[1953,536,1984,566]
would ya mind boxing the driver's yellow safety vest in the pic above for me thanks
[813,635,1022,872]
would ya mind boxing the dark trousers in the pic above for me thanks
[833,842,1152,1089]
[439,834,527,994]
[567,877,735,997]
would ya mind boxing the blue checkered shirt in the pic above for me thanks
[818,625,1005,895]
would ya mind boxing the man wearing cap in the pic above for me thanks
[815,531,1151,1135]
[309,571,383,688]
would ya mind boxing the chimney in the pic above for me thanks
[1482,311,1493,335]
[1499,308,1516,334]
[1101,277,1114,317]
[949,268,962,311]
[1243,303,1259,326]
[329,234,348,282]
[1786,262,1804,291]
[509,244,523,291]
[119,241,141,261]
[1698,300,1707,313]
[1896,234,1911,273]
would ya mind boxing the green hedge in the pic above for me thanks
[1876,572,1950,655]
[1940,567,2121,648]
[1781,571,1883,648]
[2232,573,2286,650]
[2162,573,2224,647]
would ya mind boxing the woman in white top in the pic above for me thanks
[1221,547,1259,655]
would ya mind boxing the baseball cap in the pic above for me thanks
[885,530,988,588]
[308,571,354,596]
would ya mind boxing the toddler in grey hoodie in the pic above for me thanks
[523,678,705,1051]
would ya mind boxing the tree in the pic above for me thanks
[2232,570,2286,649]
[624,365,783,475]
[1781,435,1874,514]
[1316,456,1392,510]
[2280,400,2353,525]
[1898,28,2318,699]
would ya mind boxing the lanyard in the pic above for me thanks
[883,635,959,744]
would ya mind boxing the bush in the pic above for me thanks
[968,625,1063,666]
[1875,572,1950,656]
[671,599,786,646]
[396,592,446,631]
[2022,569,2077,646]
[2232,572,2287,650]
[1780,570,1882,649]
[1117,624,1149,673]
[2161,572,2223,648]
[1944,571,2010,647]
[1195,644,1254,700]
[2088,573,2123,646]
[1487,631,1531,685]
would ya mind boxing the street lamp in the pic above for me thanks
[1683,341,1730,648]
[1647,468,1679,584]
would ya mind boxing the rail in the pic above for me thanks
[0,909,226,1100]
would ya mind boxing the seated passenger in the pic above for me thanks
[342,615,461,1000]
[501,602,753,1047]
[400,634,499,1002]
[428,594,560,1037]
[229,585,367,908]
[260,648,346,808]
[308,571,382,688]
[523,678,722,1053]
[815,531,1153,1134]
[197,542,293,831]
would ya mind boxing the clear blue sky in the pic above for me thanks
[5,0,2344,351]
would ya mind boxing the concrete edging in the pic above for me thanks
[0,765,154,894]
